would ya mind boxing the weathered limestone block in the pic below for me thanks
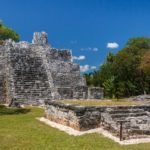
[57,87,73,99]
[52,73,86,87]
[46,48,72,62]
[45,101,103,130]
[73,86,88,99]
[45,103,80,130]
[32,32,49,45]
[133,95,150,101]
[48,60,80,73]
[88,87,104,99]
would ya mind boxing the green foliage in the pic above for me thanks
[85,37,150,98]
[0,105,30,115]
[103,76,115,98]
[84,73,94,86]
[106,52,115,63]
[126,37,150,49]
[140,50,150,75]
[0,22,19,43]
[84,71,101,87]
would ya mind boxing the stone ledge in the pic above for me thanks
[38,117,150,145]
[45,100,150,112]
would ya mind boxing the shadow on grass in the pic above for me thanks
[0,105,30,115]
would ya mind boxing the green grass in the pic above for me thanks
[62,99,139,106]
[0,105,150,150]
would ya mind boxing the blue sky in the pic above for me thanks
[1,0,150,72]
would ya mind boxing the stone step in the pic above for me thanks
[14,89,51,92]
[108,109,145,114]
[131,129,150,135]
[14,82,49,85]
[14,84,49,87]
[111,112,148,119]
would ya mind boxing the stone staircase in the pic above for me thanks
[101,107,150,139]
[9,47,53,104]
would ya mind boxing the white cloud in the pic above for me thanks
[80,65,90,72]
[80,65,97,72]
[93,48,98,51]
[70,40,77,44]
[80,47,91,51]
[91,66,97,70]
[72,55,86,60]
[80,47,98,52]
[107,42,119,49]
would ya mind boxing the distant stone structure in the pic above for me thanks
[0,32,103,105]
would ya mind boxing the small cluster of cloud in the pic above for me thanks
[72,55,86,60]
[107,42,119,49]
[70,40,77,44]
[81,47,98,52]
[90,66,97,70]
[80,65,97,72]
[93,47,99,51]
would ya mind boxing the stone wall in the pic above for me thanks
[45,101,104,130]
[0,45,9,103]
[88,87,104,99]
[46,48,72,62]
[45,101,150,139]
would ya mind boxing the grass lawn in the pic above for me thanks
[62,99,140,106]
[0,105,150,150]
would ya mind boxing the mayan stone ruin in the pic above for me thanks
[45,101,150,140]
[0,32,103,105]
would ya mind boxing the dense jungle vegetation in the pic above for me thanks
[84,37,150,98]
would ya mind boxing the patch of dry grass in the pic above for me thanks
[61,99,140,106]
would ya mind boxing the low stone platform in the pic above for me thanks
[45,101,150,140]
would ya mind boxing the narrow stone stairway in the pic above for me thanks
[101,107,150,139]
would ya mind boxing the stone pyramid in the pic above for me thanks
[0,32,103,105]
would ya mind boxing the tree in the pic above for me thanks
[140,50,150,75]
[140,50,150,93]
[126,37,150,49]
[84,73,93,86]
[112,37,150,96]
[103,76,115,98]
[106,52,115,63]
[0,21,19,44]
[85,37,150,98]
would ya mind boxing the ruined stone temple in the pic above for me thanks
[0,32,103,105]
